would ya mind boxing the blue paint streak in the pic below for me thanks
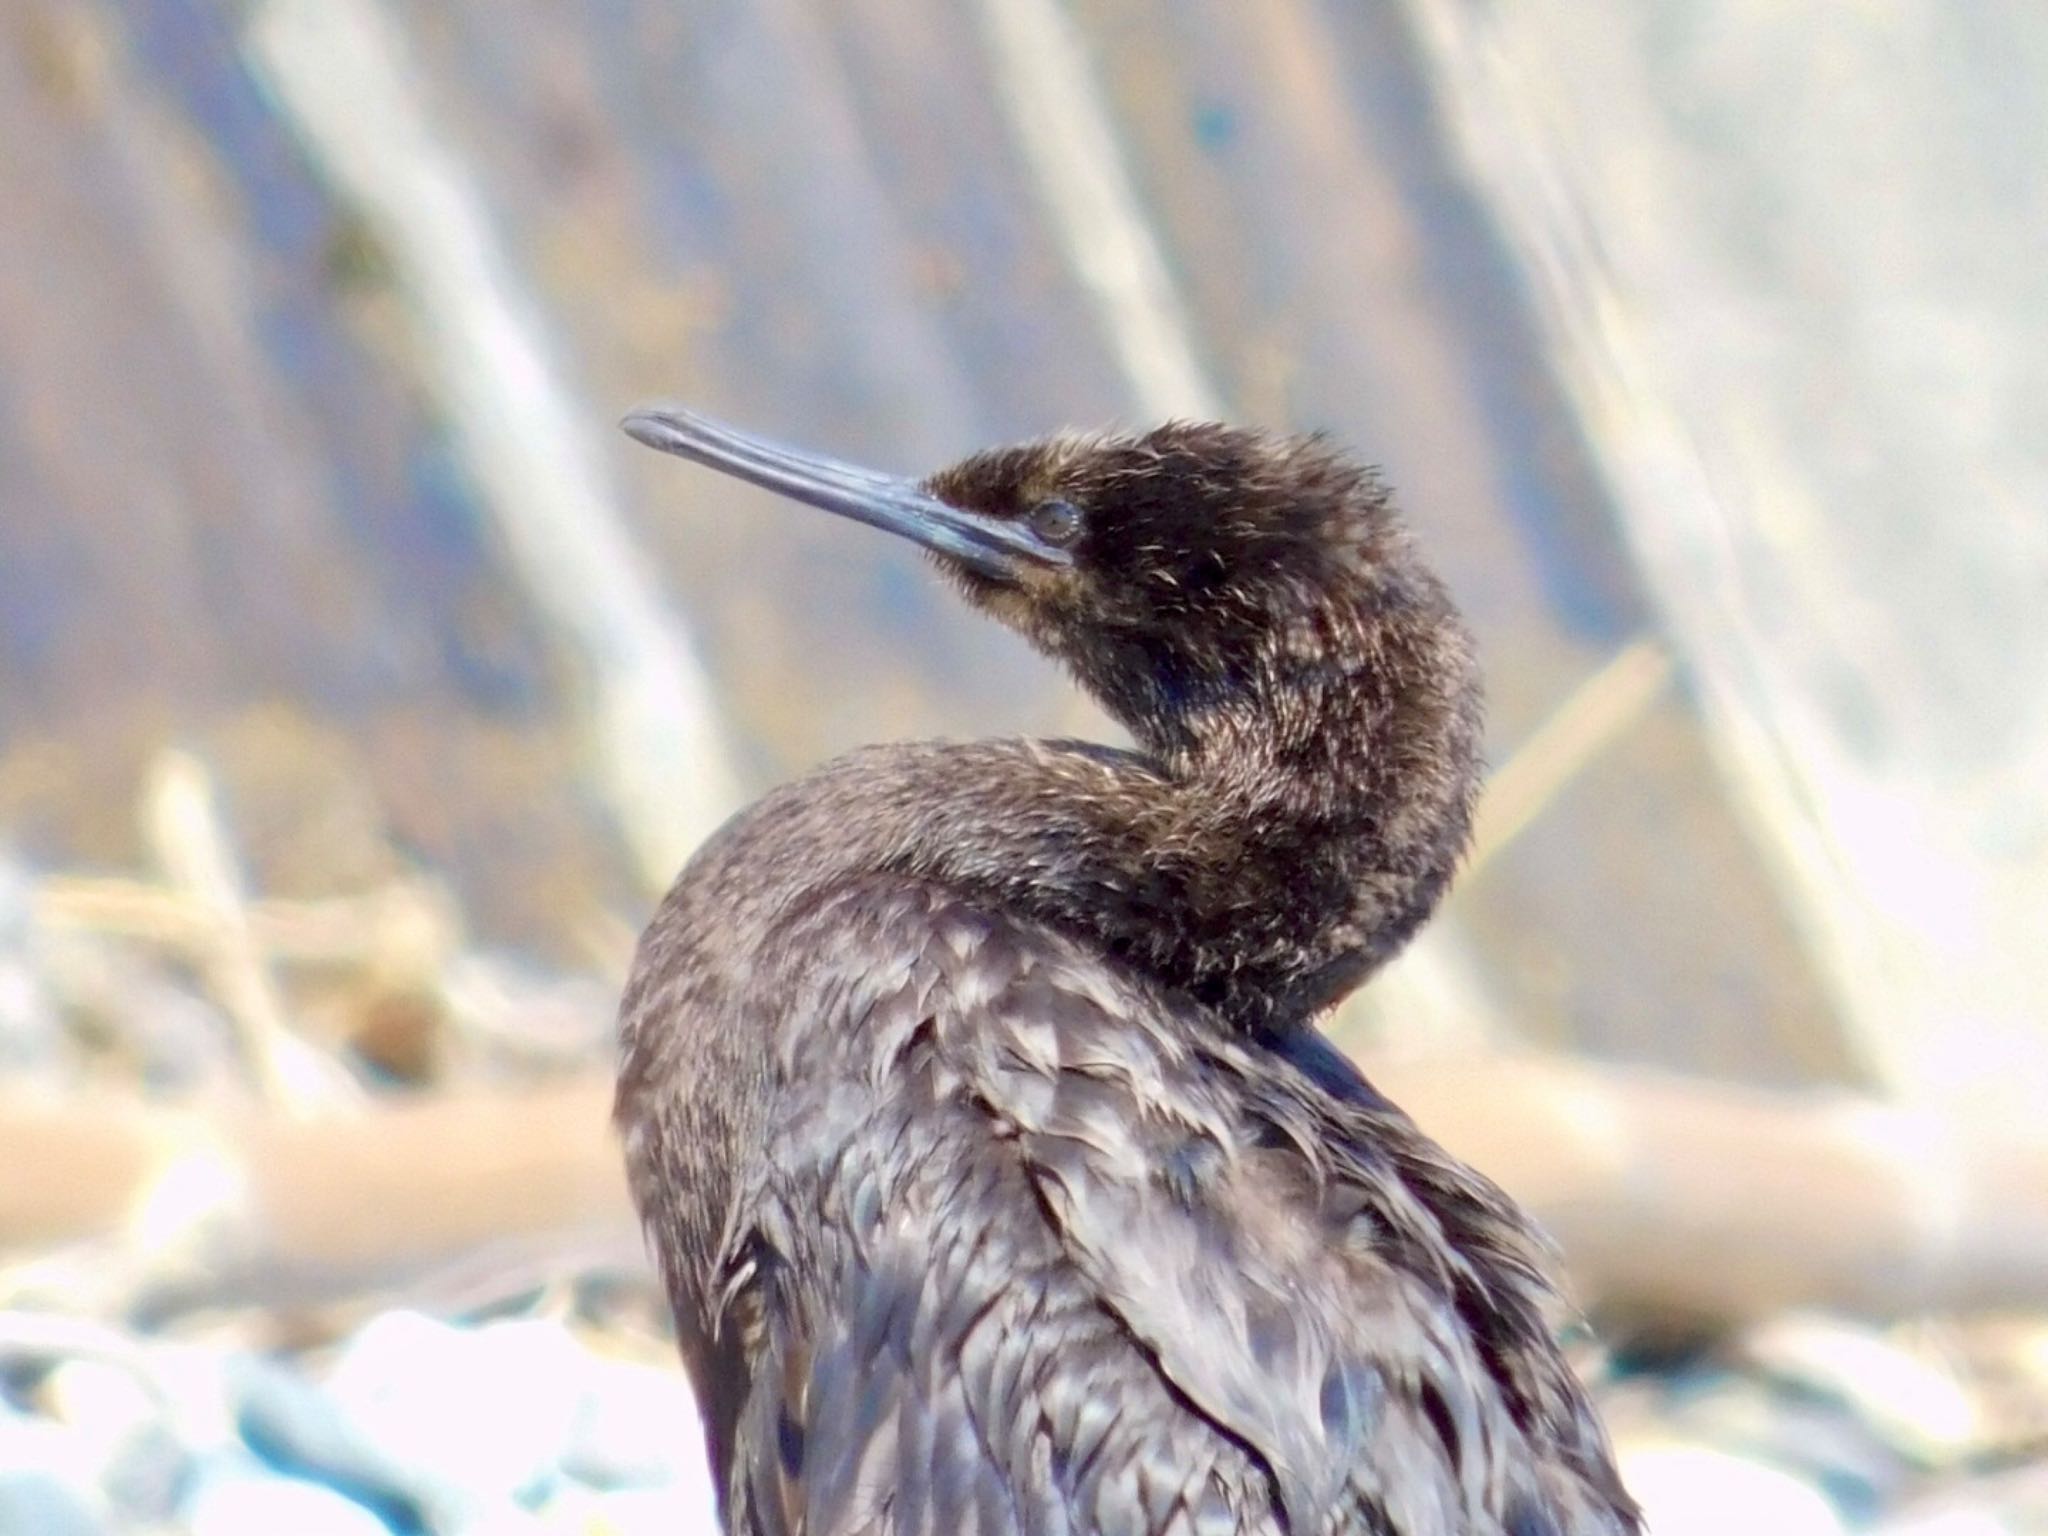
[1192,100,1239,153]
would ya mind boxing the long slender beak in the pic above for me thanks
[621,404,1070,581]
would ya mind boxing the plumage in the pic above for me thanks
[615,408,1639,1536]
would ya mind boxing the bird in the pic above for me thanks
[613,403,1640,1536]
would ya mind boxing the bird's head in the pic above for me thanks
[622,407,1454,759]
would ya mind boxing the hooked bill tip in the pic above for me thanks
[620,406,686,453]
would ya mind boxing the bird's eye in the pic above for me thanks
[1028,498,1083,547]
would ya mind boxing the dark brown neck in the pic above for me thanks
[902,574,1482,1035]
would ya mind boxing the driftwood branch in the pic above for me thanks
[139,752,305,1108]
[1369,1055,2048,1325]
[4,1055,2045,1324]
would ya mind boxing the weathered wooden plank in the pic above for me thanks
[246,0,746,895]
[1400,0,2048,1106]
[0,0,636,953]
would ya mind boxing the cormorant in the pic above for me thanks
[615,406,1639,1536]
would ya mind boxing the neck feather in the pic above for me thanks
[916,575,1481,1034]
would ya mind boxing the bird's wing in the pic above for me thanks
[717,877,1633,1536]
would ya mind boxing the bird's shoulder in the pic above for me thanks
[719,875,1633,1536]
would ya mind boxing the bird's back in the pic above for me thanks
[621,871,1634,1536]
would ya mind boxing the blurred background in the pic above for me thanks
[2,0,2046,1532]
